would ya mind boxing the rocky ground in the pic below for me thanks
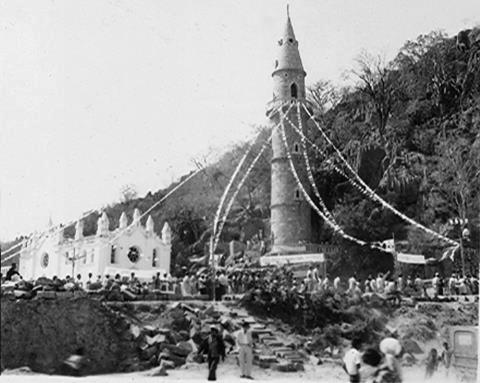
[1,295,478,382]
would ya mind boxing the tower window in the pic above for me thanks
[293,142,300,153]
[294,189,301,200]
[288,38,294,43]
[274,60,278,69]
[291,83,298,98]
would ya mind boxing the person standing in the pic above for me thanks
[440,342,453,378]
[343,337,363,383]
[431,273,440,298]
[198,326,226,381]
[333,276,341,292]
[236,321,254,379]
[424,348,439,378]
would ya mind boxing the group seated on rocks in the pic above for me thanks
[1,260,478,304]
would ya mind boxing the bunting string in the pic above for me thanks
[299,101,459,247]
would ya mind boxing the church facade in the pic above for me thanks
[19,209,172,281]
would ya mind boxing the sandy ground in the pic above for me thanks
[0,359,471,383]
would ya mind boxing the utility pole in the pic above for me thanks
[459,220,467,278]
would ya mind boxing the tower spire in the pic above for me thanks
[272,6,304,78]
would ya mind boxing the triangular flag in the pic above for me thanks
[440,245,458,262]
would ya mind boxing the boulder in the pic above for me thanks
[164,344,191,357]
[130,324,141,339]
[158,350,186,367]
[148,365,168,376]
[141,345,158,361]
[146,334,167,346]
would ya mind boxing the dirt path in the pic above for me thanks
[0,361,464,383]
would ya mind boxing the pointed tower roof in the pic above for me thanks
[75,220,84,240]
[119,212,128,229]
[133,208,141,225]
[146,215,154,233]
[272,6,305,76]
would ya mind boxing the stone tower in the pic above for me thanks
[268,8,312,255]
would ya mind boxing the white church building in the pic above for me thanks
[19,209,172,281]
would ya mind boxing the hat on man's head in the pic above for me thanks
[241,320,250,327]
[210,325,219,332]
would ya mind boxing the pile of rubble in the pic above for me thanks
[115,301,310,375]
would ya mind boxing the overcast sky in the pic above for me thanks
[1,0,479,240]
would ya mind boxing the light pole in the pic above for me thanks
[449,218,468,277]
[65,247,86,278]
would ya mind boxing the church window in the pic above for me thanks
[65,252,69,264]
[110,246,116,264]
[127,246,140,263]
[90,249,95,264]
[293,142,300,153]
[288,38,294,43]
[274,60,278,69]
[290,83,298,98]
[152,249,157,267]
[82,250,87,264]
[41,253,49,268]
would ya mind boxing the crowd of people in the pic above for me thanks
[342,336,454,383]
[1,261,478,303]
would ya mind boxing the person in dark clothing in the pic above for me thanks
[198,326,226,381]
[6,263,20,281]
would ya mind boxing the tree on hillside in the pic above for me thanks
[307,80,341,119]
[352,51,401,147]
[119,184,138,203]
[430,134,480,275]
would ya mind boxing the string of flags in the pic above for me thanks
[210,103,295,260]
[299,101,460,248]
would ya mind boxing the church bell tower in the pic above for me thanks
[268,8,312,255]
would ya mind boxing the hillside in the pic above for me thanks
[2,28,479,277]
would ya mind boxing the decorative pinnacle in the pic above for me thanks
[287,4,290,18]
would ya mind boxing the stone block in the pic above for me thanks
[271,362,297,372]
[264,339,285,348]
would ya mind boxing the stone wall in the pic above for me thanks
[0,297,137,374]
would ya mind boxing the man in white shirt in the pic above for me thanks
[376,272,387,294]
[347,275,357,295]
[236,321,253,379]
[448,273,458,295]
[343,337,362,383]
[333,276,341,292]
